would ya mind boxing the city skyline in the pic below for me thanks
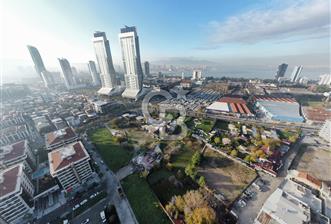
[1,0,330,78]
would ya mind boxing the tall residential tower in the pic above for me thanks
[58,58,76,89]
[88,60,101,86]
[144,61,150,77]
[290,66,303,83]
[27,45,54,87]
[119,26,144,99]
[275,63,288,80]
[92,31,117,95]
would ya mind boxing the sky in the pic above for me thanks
[0,0,330,80]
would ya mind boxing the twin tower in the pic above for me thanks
[93,26,143,99]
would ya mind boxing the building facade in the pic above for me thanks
[88,60,101,86]
[192,70,202,80]
[318,74,331,86]
[45,127,78,151]
[119,26,144,99]
[290,65,303,83]
[144,61,150,77]
[48,141,93,192]
[0,140,36,173]
[0,164,35,224]
[319,120,331,145]
[275,63,288,80]
[58,58,76,90]
[92,31,117,95]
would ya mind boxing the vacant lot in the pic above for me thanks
[89,128,133,172]
[294,145,331,184]
[121,174,170,224]
[125,128,156,147]
[200,148,257,204]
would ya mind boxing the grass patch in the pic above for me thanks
[89,128,133,172]
[121,174,170,224]
[214,120,229,130]
[195,119,215,133]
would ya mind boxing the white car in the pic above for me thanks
[80,199,88,206]
[73,204,80,211]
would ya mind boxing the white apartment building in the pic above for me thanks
[319,74,331,86]
[0,140,36,173]
[290,65,303,83]
[48,141,93,193]
[0,164,35,224]
[93,31,118,95]
[45,127,78,151]
[119,26,144,100]
[319,120,331,145]
[192,70,202,80]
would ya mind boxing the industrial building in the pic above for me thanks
[254,96,304,123]
[206,96,253,117]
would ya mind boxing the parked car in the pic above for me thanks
[100,210,106,222]
[237,199,247,208]
[80,199,88,206]
[73,204,80,211]
[117,187,125,198]
[81,219,90,224]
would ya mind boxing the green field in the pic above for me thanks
[121,174,170,224]
[89,128,133,172]
[195,119,215,132]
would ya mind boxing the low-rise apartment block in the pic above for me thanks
[48,141,93,192]
[45,127,78,151]
[0,164,35,224]
[0,140,36,173]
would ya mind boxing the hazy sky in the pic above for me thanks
[1,0,330,75]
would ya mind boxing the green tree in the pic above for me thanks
[198,176,206,187]
[230,150,238,157]
[214,137,221,144]
[244,155,251,162]
[185,163,197,179]
[192,151,201,166]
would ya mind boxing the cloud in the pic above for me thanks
[207,0,330,46]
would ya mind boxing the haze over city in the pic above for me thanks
[0,1,331,224]
[1,0,330,82]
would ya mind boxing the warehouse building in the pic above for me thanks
[206,96,254,117]
[253,96,304,123]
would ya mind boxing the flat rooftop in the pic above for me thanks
[0,140,27,163]
[0,164,22,198]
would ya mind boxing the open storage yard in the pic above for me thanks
[200,148,257,204]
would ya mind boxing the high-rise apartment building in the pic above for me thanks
[318,74,331,86]
[290,66,303,83]
[192,70,202,80]
[48,141,93,192]
[144,61,150,77]
[0,164,35,224]
[58,58,76,90]
[27,45,53,87]
[119,26,144,99]
[275,63,288,79]
[92,32,117,95]
[88,61,101,86]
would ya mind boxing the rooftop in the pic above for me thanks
[0,140,27,163]
[0,164,22,198]
[48,141,89,174]
[46,127,77,146]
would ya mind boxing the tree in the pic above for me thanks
[185,163,197,179]
[192,151,201,166]
[186,207,216,224]
[183,190,208,212]
[244,155,251,163]
[230,150,238,157]
[174,195,185,212]
[214,137,221,144]
[198,176,206,187]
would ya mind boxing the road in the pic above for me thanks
[233,136,304,224]
[77,138,138,224]
[187,111,319,133]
